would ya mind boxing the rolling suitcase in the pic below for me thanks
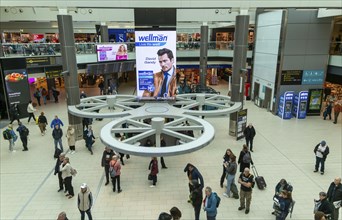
[251,165,267,190]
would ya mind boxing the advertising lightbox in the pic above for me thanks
[96,44,128,62]
[135,31,177,99]
[4,69,30,104]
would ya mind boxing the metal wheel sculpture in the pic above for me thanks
[68,95,144,118]
[100,114,215,157]
[172,93,242,117]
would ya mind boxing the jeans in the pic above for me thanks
[64,176,74,196]
[35,97,41,106]
[226,174,235,196]
[79,209,92,220]
[315,156,325,172]
[112,175,121,191]
[206,214,216,220]
[194,204,201,220]
[20,136,28,150]
[246,138,254,151]
[54,139,63,152]
[240,190,252,209]
[9,139,15,151]
[43,96,47,104]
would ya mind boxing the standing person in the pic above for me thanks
[160,136,168,169]
[238,167,255,214]
[55,153,66,193]
[323,102,333,120]
[220,149,233,188]
[273,190,293,220]
[109,155,122,193]
[101,147,114,186]
[27,101,36,123]
[238,145,254,173]
[203,186,218,220]
[3,124,17,152]
[84,126,95,155]
[333,99,341,124]
[148,157,159,187]
[243,123,256,152]
[66,126,76,154]
[223,155,237,198]
[33,88,41,106]
[327,177,342,220]
[41,87,48,105]
[51,115,64,128]
[98,80,104,95]
[184,163,205,200]
[16,122,29,151]
[52,87,60,103]
[38,112,48,136]
[9,104,20,125]
[59,157,74,199]
[52,124,64,152]
[315,192,333,217]
[190,180,203,220]
[78,183,93,220]
[314,141,330,175]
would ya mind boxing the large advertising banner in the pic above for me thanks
[4,69,30,104]
[96,44,128,62]
[135,31,177,98]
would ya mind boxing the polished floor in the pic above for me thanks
[1,81,341,220]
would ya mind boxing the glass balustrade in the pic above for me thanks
[1,41,252,58]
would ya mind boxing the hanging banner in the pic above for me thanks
[135,31,177,99]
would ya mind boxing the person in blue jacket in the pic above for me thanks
[273,190,292,220]
[203,186,217,220]
[51,115,64,128]
[184,163,205,201]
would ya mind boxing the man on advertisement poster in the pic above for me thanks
[143,48,177,98]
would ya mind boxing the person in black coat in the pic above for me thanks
[54,153,66,192]
[316,192,333,217]
[238,145,254,173]
[327,177,342,220]
[243,123,256,152]
[190,180,203,220]
[101,147,115,186]
[184,163,204,194]
[220,148,233,188]
[9,104,21,124]
[160,136,167,169]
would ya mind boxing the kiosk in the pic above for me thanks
[278,91,294,119]
[292,91,308,119]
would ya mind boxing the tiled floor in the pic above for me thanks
[1,81,341,220]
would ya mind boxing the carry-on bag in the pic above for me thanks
[251,165,267,190]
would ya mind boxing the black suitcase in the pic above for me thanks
[251,165,267,190]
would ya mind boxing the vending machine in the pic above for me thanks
[292,91,309,119]
[278,91,294,119]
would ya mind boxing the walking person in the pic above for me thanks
[327,177,342,220]
[38,112,48,136]
[66,126,76,154]
[223,155,237,198]
[3,124,17,152]
[16,122,29,151]
[238,167,255,214]
[314,141,330,175]
[51,87,60,103]
[148,157,159,187]
[51,115,64,128]
[27,101,37,123]
[109,155,122,193]
[220,149,233,188]
[323,102,333,120]
[243,123,256,152]
[41,87,48,105]
[9,104,20,125]
[238,145,254,173]
[55,153,66,193]
[101,147,115,186]
[333,99,341,124]
[59,157,74,199]
[190,180,203,220]
[203,186,218,220]
[52,124,64,152]
[84,126,95,155]
[78,183,93,220]
[33,88,41,106]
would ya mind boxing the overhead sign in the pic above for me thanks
[280,70,303,85]
[302,70,324,85]
[26,57,51,67]
[96,44,128,62]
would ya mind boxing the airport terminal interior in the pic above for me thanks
[0,1,342,220]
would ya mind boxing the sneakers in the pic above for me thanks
[245,209,250,214]
[68,195,73,199]
[314,170,318,173]
[11,150,16,153]
[150,185,156,188]
[57,189,63,192]
[71,151,76,154]
[238,207,245,211]
[223,193,230,198]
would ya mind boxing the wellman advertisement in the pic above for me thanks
[135,31,177,98]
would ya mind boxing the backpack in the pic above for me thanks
[3,129,12,140]
[212,192,221,208]
[70,167,77,176]
[21,127,29,137]
[109,165,117,177]
[243,152,252,163]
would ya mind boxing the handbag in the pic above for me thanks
[148,174,153,180]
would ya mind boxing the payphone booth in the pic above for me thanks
[292,91,308,119]
[278,91,294,120]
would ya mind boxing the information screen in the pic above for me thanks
[135,31,177,99]
[96,44,128,62]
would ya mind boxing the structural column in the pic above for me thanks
[100,25,109,43]
[57,14,83,140]
[229,15,249,136]
[199,24,209,89]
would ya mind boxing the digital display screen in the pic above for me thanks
[4,69,30,104]
[308,90,323,111]
[96,44,128,62]
[135,31,177,99]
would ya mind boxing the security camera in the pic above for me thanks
[88,9,92,14]
[4,8,9,13]
[215,9,219,14]
[19,9,23,13]
[74,10,78,13]
[228,9,232,14]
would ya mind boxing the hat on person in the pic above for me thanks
[80,183,87,189]
[320,141,326,146]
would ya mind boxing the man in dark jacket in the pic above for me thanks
[9,104,21,125]
[190,180,203,220]
[52,124,64,152]
[184,163,204,196]
[314,141,330,175]
[243,123,256,152]
[327,177,342,220]
[317,192,333,217]
[101,147,115,186]
[54,153,66,192]
[16,122,29,151]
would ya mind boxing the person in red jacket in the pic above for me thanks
[149,157,159,187]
